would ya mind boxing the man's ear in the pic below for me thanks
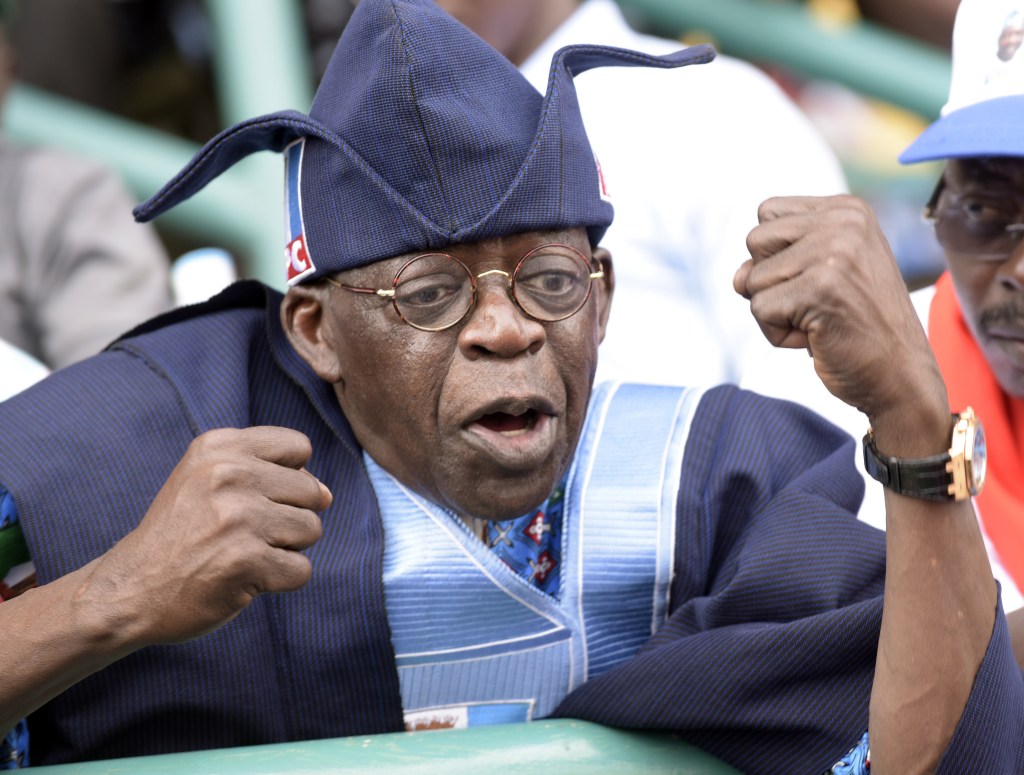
[593,247,614,343]
[281,285,345,383]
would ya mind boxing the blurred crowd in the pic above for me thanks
[1,0,958,290]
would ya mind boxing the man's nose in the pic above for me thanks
[998,240,1024,292]
[457,272,545,358]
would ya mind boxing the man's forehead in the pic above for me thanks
[947,156,1024,186]
[335,227,592,279]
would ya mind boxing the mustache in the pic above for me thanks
[979,299,1024,331]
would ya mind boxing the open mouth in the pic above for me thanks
[474,409,539,435]
[461,399,558,469]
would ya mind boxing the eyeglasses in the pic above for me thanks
[924,178,1024,261]
[324,243,605,332]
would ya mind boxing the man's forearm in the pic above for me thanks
[0,559,137,735]
[867,407,996,772]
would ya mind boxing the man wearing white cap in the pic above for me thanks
[743,0,1024,623]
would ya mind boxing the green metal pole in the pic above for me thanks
[201,0,317,288]
[204,0,314,124]
[616,0,951,120]
[2,83,259,257]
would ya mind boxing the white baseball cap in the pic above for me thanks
[901,0,1024,163]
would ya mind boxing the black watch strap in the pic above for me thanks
[862,432,954,502]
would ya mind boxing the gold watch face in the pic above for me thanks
[967,418,987,496]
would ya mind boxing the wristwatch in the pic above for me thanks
[862,407,987,502]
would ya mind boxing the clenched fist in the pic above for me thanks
[734,195,948,438]
[77,426,331,647]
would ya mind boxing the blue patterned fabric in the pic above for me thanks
[0,721,27,770]
[132,0,713,284]
[485,479,566,598]
[935,589,1023,773]
[0,487,29,770]
[827,733,870,774]
[551,384,887,773]
[0,489,14,529]
[0,283,404,765]
[371,381,697,731]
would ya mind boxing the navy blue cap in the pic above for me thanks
[134,0,714,285]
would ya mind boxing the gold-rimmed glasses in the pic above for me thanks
[323,243,605,332]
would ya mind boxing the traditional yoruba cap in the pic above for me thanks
[133,0,714,285]
[901,0,1024,163]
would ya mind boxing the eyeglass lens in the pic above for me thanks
[932,191,1024,260]
[391,245,596,331]
[512,246,594,321]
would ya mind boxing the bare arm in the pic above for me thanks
[0,425,330,735]
[868,413,995,771]
[736,194,997,773]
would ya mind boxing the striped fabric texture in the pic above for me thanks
[0,284,1021,771]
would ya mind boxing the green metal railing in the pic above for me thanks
[1,0,951,289]
[27,720,740,774]
[4,85,259,254]
[619,0,951,120]
[3,0,312,289]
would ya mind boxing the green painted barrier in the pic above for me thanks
[204,0,313,126]
[3,84,265,257]
[26,721,740,774]
[618,0,951,120]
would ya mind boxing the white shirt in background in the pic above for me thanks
[519,0,848,387]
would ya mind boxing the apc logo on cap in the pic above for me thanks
[284,139,316,285]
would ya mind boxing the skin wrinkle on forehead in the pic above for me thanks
[283,226,613,522]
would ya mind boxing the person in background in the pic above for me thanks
[742,0,1024,622]
[0,340,44,403]
[997,8,1024,60]
[436,0,847,387]
[0,16,172,370]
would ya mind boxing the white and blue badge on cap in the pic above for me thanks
[902,0,1024,163]
[284,139,315,285]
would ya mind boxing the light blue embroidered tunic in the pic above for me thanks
[366,381,702,730]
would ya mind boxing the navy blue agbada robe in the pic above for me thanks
[0,282,1019,774]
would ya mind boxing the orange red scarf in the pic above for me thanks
[929,272,1024,592]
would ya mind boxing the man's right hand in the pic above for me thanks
[77,426,331,647]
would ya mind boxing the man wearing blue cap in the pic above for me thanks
[0,0,1018,773]
[744,0,1024,629]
